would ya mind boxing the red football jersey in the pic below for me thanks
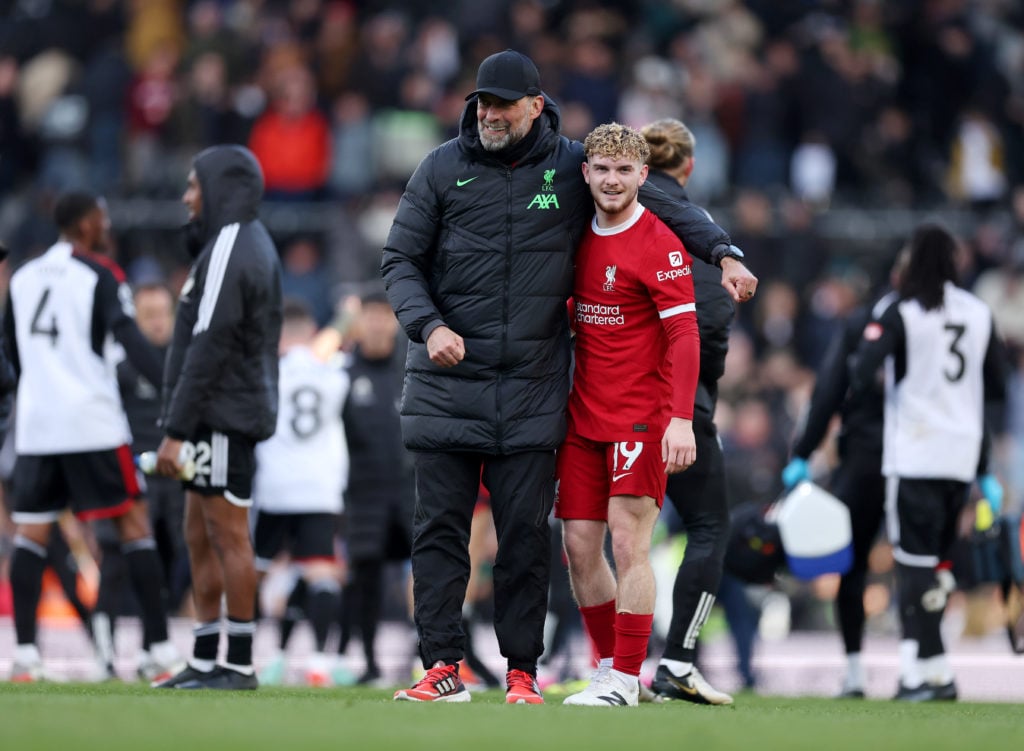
[568,204,700,442]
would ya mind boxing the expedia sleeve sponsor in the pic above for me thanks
[575,301,625,326]
[656,265,692,283]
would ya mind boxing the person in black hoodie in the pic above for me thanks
[153,145,283,690]
[637,119,737,705]
[383,50,758,705]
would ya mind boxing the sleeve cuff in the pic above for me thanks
[419,319,446,344]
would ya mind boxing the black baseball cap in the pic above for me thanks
[466,49,542,101]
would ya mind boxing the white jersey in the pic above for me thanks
[253,346,349,514]
[882,282,992,481]
[8,241,133,454]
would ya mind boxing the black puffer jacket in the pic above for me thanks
[161,145,283,442]
[647,170,734,415]
[382,97,731,453]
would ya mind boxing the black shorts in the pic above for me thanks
[10,445,141,524]
[183,428,256,507]
[253,510,338,571]
[887,476,969,569]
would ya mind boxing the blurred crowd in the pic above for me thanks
[1,0,1024,678]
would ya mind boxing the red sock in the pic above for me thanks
[579,600,616,660]
[613,612,653,677]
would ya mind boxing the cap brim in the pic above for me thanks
[466,87,528,101]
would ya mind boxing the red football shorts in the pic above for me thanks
[554,429,666,521]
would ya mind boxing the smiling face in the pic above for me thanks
[476,93,543,152]
[583,153,648,226]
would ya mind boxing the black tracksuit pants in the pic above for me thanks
[411,450,556,674]
[828,450,887,655]
[662,407,730,663]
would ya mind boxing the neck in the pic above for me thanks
[666,163,689,186]
[595,200,640,229]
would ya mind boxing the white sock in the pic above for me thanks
[189,658,216,672]
[15,644,41,665]
[660,658,693,677]
[597,657,613,669]
[223,661,255,676]
[844,652,863,689]
[150,640,179,665]
[898,639,921,688]
[919,654,953,685]
[610,668,638,689]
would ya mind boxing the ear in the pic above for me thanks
[529,95,544,120]
[638,163,649,187]
[684,156,695,179]
[582,161,590,185]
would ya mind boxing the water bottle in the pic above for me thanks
[136,442,197,481]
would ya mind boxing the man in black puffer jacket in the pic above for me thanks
[383,50,758,705]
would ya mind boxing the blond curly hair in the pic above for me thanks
[583,122,651,164]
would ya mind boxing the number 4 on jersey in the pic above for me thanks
[30,287,60,346]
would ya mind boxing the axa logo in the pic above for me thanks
[603,264,617,292]
[527,193,560,209]
[669,251,684,267]
[527,169,560,209]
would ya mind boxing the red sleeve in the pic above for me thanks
[643,241,700,420]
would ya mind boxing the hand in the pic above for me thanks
[978,473,1004,515]
[720,256,758,303]
[155,437,184,478]
[662,417,696,474]
[781,457,810,489]
[427,325,465,368]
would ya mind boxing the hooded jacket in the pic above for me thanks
[647,170,734,415]
[161,145,283,442]
[382,97,731,453]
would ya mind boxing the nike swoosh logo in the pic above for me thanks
[456,177,478,186]
[668,675,699,696]
[611,472,633,482]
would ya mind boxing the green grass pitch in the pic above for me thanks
[1,682,1019,751]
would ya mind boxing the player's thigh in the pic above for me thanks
[62,445,141,522]
[186,428,257,508]
[293,512,339,565]
[253,509,290,572]
[555,432,608,521]
[9,454,67,525]
[892,478,948,559]
[606,440,667,510]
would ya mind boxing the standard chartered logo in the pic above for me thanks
[576,301,625,326]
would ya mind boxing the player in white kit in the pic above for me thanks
[850,223,1008,701]
[252,299,350,686]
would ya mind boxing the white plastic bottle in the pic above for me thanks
[136,442,197,481]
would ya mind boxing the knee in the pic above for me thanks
[204,517,249,558]
[610,533,646,573]
[562,524,602,573]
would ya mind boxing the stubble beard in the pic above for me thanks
[479,117,531,152]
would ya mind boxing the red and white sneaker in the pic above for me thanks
[394,662,471,702]
[505,669,544,704]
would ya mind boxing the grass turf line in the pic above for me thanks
[0,682,1019,751]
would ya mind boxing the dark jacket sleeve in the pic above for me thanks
[792,309,866,458]
[92,269,164,387]
[850,301,903,396]
[3,293,19,379]
[163,248,247,439]
[981,318,1009,405]
[381,151,445,344]
[638,180,732,265]
[0,308,17,442]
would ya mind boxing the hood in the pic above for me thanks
[458,92,562,161]
[192,144,264,243]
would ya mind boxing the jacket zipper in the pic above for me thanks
[496,167,513,451]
